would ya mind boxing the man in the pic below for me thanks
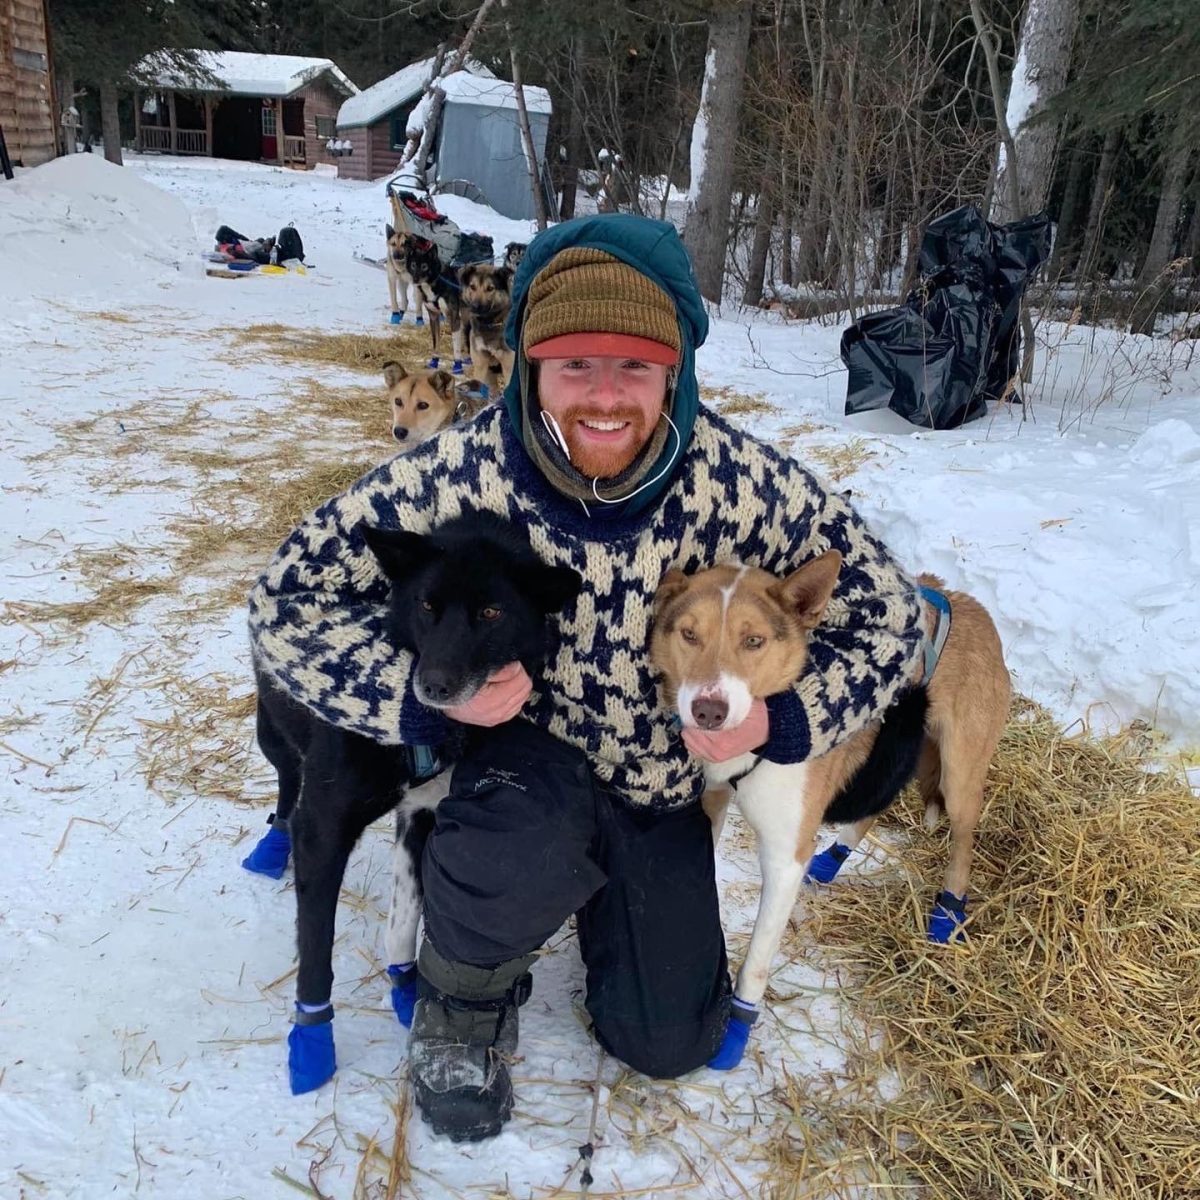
[249,215,924,1141]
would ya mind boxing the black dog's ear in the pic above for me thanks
[524,564,583,614]
[386,222,395,238]
[360,525,442,581]
[494,266,514,290]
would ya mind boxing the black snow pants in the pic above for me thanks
[421,720,731,1079]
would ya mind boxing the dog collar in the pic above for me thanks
[919,585,952,684]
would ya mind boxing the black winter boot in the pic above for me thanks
[408,941,535,1142]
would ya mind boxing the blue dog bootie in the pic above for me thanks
[414,315,425,327]
[288,1003,336,1094]
[451,359,463,375]
[463,355,473,366]
[426,355,439,369]
[242,817,290,879]
[390,311,402,325]
[387,962,418,1028]
[929,891,969,944]
[805,841,852,885]
[708,997,759,1070]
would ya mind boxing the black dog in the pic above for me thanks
[405,239,469,372]
[503,241,528,272]
[246,512,582,1094]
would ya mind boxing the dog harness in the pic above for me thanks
[918,585,952,684]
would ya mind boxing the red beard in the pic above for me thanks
[556,404,653,478]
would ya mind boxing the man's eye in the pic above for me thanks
[680,628,698,645]
[621,359,650,370]
[743,635,765,650]
[479,606,502,621]
[563,359,590,370]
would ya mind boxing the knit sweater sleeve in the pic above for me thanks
[759,473,924,764]
[247,452,447,747]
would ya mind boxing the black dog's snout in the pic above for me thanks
[418,669,456,704]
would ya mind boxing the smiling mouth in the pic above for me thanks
[580,419,630,432]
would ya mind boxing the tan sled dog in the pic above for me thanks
[382,362,489,447]
[650,555,1010,1015]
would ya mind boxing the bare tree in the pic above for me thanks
[990,0,1081,223]
[1129,121,1193,335]
[683,1,754,303]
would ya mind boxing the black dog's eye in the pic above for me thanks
[421,599,434,613]
[416,401,429,411]
[680,628,699,645]
[479,606,502,621]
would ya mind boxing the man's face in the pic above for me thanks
[537,355,670,479]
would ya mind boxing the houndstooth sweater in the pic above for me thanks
[248,405,925,811]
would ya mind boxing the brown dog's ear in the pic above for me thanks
[654,568,691,618]
[383,360,407,388]
[494,266,513,291]
[386,222,395,239]
[776,551,843,629]
[430,369,454,397]
[457,263,478,287]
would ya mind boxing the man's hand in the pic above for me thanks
[444,662,532,727]
[681,699,769,763]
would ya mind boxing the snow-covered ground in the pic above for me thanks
[2,154,1198,1199]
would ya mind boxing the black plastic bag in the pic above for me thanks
[841,204,1051,429]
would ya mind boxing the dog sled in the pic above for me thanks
[386,181,494,274]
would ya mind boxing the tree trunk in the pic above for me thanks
[743,129,780,308]
[558,36,587,221]
[1129,124,1192,336]
[989,0,1081,222]
[99,78,122,165]
[56,66,75,154]
[1048,126,1090,277]
[1078,127,1121,279]
[682,1,753,303]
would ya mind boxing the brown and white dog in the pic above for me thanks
[385,224,420,325]
[459,263,515,392]
[650,556,1010,1025]
[382,361,489,447]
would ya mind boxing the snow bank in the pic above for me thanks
[0,154,202,301]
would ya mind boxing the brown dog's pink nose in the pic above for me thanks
[691,695,728,731]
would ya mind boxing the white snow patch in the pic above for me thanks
[139,50,358,98]
[437,69,552,115]
[337,55,494,130]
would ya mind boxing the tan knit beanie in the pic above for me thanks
[522,247,681,364]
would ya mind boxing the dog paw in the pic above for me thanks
[427,356,439,369]
[707,998,758,1070]
[288,1010,336,1094]
[241,823,290,879]
[928,891,968,943]
[451,360,463,375]
[804,841,851,885]
[388,963,418,1028]
[390,311,402,325]
[414,316,425,326]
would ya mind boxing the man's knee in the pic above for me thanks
[421,722,606,964]
[592,1007,727,1079]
